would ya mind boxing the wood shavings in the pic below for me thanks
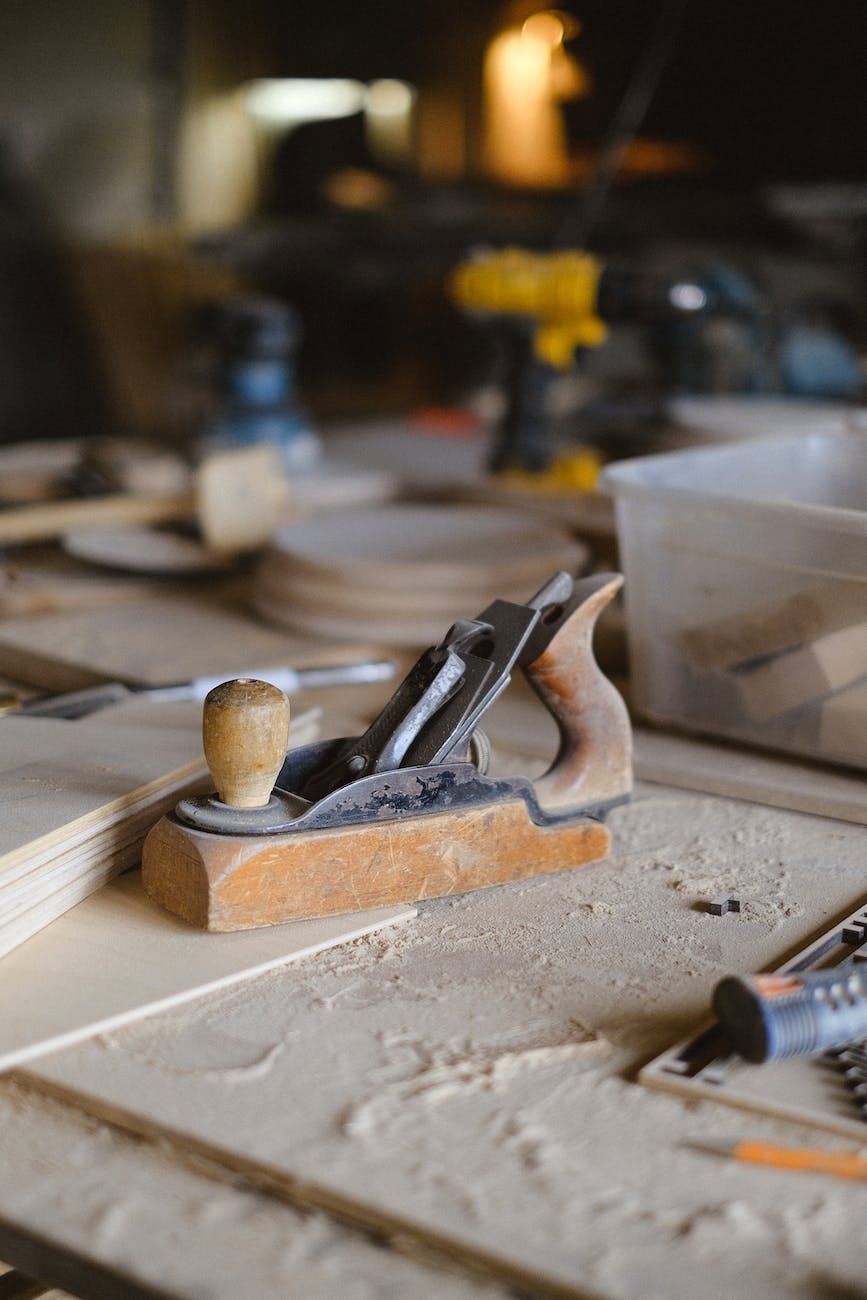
[17,786,867,1297]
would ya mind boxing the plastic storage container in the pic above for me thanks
[602,432,867,769]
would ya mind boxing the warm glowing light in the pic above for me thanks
[522,11,565,47]
[486,9,699,190]
[522,10,582,45]
[323,167,395,209]
[245,79,365,126]
[364,79,417,165]
[365,79,416,118]
[179,89,260,232]
[483,13,591,187]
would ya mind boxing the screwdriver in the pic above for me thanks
[713,965,867,1064]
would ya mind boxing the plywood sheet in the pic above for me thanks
[0,872,413,1072]
[0,711,205,870]
[633,727,867,825]
[0,596,382,690]
[479,681,867,825]
[0,1079,499,1300]
[0,702,319,956]
[19,787,867,1298]
[821,679,867,764]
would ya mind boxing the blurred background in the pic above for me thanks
[1,0,865,452]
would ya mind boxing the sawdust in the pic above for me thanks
[340,1024,609,1137]
[21,777,867,1299]
[96,1024,288,1082]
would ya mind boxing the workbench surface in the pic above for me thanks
[1,772,866,1299]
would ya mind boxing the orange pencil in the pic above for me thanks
[692,1138,867,1181]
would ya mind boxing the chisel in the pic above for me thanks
[6,659,397,720]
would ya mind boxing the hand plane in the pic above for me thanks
[142,571,632,931]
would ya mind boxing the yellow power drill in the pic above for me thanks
[448,246,711,477]
[449,247,609,371]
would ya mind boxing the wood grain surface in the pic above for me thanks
[0,871,414,1072]
[0,701,318,955]
[20,784,867,1300]
[143,802,611,930]
[0,596,384,690]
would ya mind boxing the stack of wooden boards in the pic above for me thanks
[252,503,589,646]
[682,578,867,767]
[0,700,323,959]
[0,572,403,961]
[0,705,211,957]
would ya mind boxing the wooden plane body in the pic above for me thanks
[142,762,615,932]
[142,572,633,931]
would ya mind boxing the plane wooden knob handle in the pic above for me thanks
[202,678,290,808]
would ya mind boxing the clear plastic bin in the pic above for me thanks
[602,432,867,769]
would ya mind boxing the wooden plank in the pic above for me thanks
[18,782,867,1299]
[0,597,383,691]
[0,702,319,955]
[0,1080,505,1300]
[633,728,867,824]
[0,565,161,618]
[0,872,414,1072]
[732,622,867,721]
[820,679,867,764]
[681,579,867,673]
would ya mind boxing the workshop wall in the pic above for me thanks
[0,0,865,437]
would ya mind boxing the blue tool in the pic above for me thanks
[203,296,320,470]
[713,965,867,1064]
